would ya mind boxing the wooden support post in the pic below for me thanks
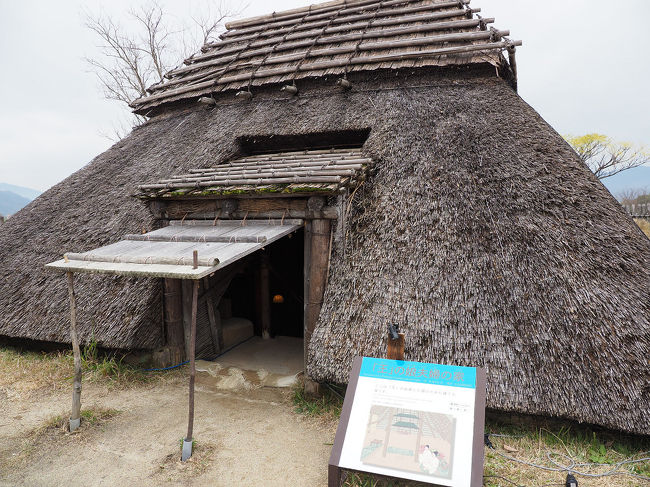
[303,221,312,370]
[203,277,222,354]
[163,278,184,364]
[182,279,199,461]
[66,272,82,432]
[259,251,271,339]
[304,219,331,393]
[387,333,405,361]
[328,464,342,487]
[181,280,193,361]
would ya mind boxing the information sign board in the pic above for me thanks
[329,357,486,487]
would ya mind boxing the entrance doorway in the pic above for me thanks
[192,227,305,373]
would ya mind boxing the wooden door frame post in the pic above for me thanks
[66,271,82,432]
[304,218,331,394]
[259,251,271,339]
[182,279,199,461]
[163,278,184,364]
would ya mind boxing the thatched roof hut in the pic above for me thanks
[1,0,648,435]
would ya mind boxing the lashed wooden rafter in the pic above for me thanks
[132,0,521,113]
[137,149,371,197]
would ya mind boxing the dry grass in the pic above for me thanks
[342,425,650,487]
[0,405,122,473]
[0,344,184,400]
[294,386,650,487]
[482,420,650,487]
[154,441,218,482]
[634,218,650,238]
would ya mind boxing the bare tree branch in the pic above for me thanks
[82,1,240,141]
[565,134,650,179]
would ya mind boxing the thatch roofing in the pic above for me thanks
[137,148,371,198]
[1,65,649,434]
[131,0,520,115]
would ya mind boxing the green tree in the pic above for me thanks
[565,133,650,179]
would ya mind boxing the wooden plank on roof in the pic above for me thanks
[45,220,303,280]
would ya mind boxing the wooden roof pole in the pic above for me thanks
[66,271,83,432]
[182,279,199,461]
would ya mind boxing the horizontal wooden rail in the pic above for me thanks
[186,158,369,172]
[213,8,479,47]
[139,175,344,190]
[65,252,220,267]
[159,28,504,91]
[186,17,489,69]
[165,166,363,182]
[135,38,514,107]
[220,2,474,41]
[122,234,268,243]
[204,40,519,86]
[168,218,304,226]
[225,0,470,30]
[157,169,358,185]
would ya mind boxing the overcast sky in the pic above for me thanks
[1,0,649,192]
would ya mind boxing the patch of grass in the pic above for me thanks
[80,339,156,385]
[334,417,650,487]
[634,218,650,238]
[292,382,344,418]
[483,417,650,486]
[343,471,430,487]
[39,406,121,432]
[157,441,217,480]
[0,343,183,398]
[0,406,122,472]
[179,437,197,450]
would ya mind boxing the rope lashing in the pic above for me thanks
[342,1,386,80]
[248,9,313,93]
[289,5,347,82]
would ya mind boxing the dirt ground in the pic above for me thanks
[0,375,337,486]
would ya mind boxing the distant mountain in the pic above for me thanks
[0,191,31,216]
[601,166,650,198]
[0,183,41,201]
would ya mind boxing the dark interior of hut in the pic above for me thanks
[221,227,304,340]
[237,128,370,154]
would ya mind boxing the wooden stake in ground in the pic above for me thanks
[182,279,199,461]
[386,326,405,361]
[66,271,82,432]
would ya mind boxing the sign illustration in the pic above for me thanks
[329,357,486,487]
